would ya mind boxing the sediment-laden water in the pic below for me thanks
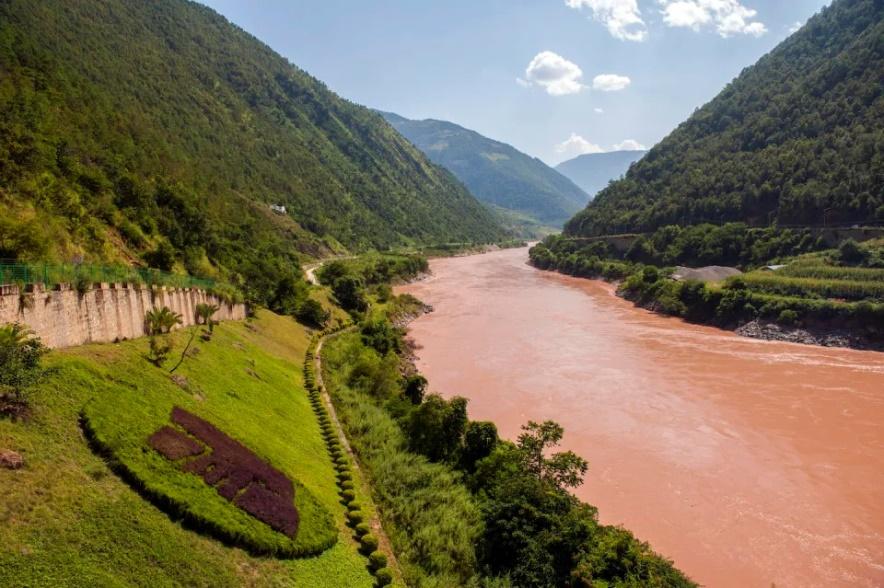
[397,246,884,588]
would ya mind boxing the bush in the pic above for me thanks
[369,550,388,569]
[340,489,356,502]
[0,324,47,415]
[355,522,371,537]
[374,567,393,586]
[340,480,355,491]
[295,299,330,329]
[360,533,379,553]
[347,510,365,525]
[777,309,799,325]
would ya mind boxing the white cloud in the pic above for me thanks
[592,73,631,92]
[659,0,767,38]
[613,139,647,150]
[522,51,585,96]
[787,20,803,34]
[556,133,605,156]
[594,107,605,114]
[566,0,647,42]
[556,134,648,158]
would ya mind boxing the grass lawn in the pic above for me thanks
[0,310,374,587]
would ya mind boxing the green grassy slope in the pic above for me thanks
[0,0,502,280]
[566,0,884,236]
[380,112,588,229]
[0,311,374,587]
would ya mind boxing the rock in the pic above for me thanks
[170,374,189,389]
[0,449,24,469]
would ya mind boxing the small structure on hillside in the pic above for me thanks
[671,265,742,282]
[761,264,787,272]
[269,204,287,214]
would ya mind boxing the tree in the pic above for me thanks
[407,394,468,463]
[294,299,330,329]
[332,276,368,313]
[0,323,46,414]
[517,420,588,490]
[461,421,498,472]
[195,303,219,333]
[145,307,182,366]
[403,374,427,405]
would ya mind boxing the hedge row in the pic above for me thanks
[304,327,394,587]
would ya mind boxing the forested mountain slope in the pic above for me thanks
[566,0,883,237]
[555,150,646,199]
[380,112,588,230]
[0,0,502,297]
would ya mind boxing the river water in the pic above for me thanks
[396,247,884,588]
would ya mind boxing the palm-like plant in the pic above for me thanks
[195,303,220,333]
[145,307,183,335]
[0,323,46,408]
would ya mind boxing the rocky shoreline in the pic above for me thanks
[734,319,882,351]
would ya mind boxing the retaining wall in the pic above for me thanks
[0,282,246,349]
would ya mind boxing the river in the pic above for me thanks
[396,246,884,588]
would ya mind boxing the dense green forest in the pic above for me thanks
[380,112,589,232]
[0,0,503,306]
[565,0,883,237]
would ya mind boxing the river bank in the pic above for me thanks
[397,246,884,588]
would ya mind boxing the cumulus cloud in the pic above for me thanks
[659,0,767,37]
[613,139,647,150]
[592,74,631,91]
[594,107,605,114]
[788,20,803,34]
[522,51,585,96]
[556,134,647,158]
[556,133,605,157]
[566,0,647,42]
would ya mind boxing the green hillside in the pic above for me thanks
[565,0,884,237]
[0,0,502,301]
[0,310,380,587]
[380,112,588,231]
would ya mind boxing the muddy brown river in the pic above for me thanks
[397,247,884,588]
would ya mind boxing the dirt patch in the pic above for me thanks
[0,448,23,469]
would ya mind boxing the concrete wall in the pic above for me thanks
[0,282,246,349]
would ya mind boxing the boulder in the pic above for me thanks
[0,449,24,469]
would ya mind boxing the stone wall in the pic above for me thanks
[0,282,246,349]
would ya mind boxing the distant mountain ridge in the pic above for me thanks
[0,0,502,304]
[555,150,646,199]
[379,112,589,232]
[565,0,884,237]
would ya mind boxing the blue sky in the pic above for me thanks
[199,0,830,165]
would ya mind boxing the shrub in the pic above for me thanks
[355,522,371,537]
[340,489,356,502]
[778,309,799,325]
[374,567,393,586]
[347,510,365,525]
[360,533,379,553]
[294,299,331,329]
[347,500,362,513]
[369,550,388,569]
[340,480,355,491]
[0,324,47,415]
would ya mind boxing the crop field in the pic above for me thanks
[0,310,374,587]
[733,273,884,301]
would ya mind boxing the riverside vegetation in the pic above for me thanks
[530,227,884,347]
[315,256,695,587]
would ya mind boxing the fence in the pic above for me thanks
[0,260,216,290]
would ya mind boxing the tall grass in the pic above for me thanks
[322,333,482,587]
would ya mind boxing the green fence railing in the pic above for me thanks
[0,260,216,290]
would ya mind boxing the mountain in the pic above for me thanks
[380,112,588,233]
[0,0,502,303]
[565,0,884,237]
[555,150,646,199]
